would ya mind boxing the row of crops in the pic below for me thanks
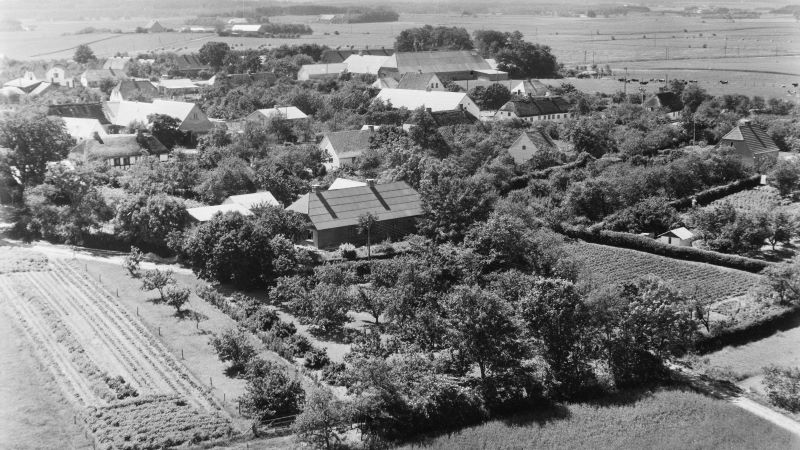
[572,242,761,302]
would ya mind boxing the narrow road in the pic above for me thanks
[1,238,195,275]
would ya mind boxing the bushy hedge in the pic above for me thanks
[667,175,761,211]
[559,224,770,273]
[503,153,595,194]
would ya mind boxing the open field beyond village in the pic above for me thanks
[2,14,799,98]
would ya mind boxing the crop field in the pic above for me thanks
[403,388,800,450]
[0,250,233,448]
[707,185,800,216]
[572,242,761,303]
[2,13,798,99]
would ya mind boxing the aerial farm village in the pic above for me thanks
[0,1,799,448]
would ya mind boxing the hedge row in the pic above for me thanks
[503,153,596,194]
[558,224,771,273]
[696,305,800,353]
[667,174,762,211]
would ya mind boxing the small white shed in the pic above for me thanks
[657,227,696,247]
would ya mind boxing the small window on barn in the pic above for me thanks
[522,145,526,150]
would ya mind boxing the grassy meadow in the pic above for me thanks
[402,389,800,450]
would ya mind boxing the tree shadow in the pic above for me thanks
[307,325,359,344]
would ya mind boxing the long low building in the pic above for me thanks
[378,50,495,81]
[373,88,481,118]
[286,180,422,249]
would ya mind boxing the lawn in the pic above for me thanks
[402,389,800,450]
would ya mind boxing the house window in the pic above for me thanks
[122,157,130,166]
[113,158,121,166]
[522,145,527,150]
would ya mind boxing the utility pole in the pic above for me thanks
[624,67,628,99]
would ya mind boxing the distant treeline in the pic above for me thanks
[196,5,398,23]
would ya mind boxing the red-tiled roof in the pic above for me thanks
[286,181,422,230]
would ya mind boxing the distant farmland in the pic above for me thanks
[2,13,798,99]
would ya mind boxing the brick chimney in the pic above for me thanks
[311,184,320,193]
[366,179,376,188]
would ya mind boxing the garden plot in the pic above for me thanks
[572,242,761,303]
[0,255,233,448]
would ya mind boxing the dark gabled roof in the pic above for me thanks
[427,110,479,127]
[172,55,210,71]
[321,49,395,64]
[286,181,422,230]
[498,96,571,117]
[396,72,437,90]
[391,50,491,74]
[48,103,111,125]
[222,72,277,86]
[644,92,684,113]
[720,122,780,155]
[323,130,373,157]
[70,134,168,161]
[521,130,558,152]
[114,80,159,99]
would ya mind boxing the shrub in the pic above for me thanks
[123,246,144,277]
[140,269,176,302]
[239,361,305,423]
[209,327,257,375]
[246,306,280,332]
[164,284,191,313]
[285,333,313,357]
[304,346,331,370]
[321,362,348,386]
[374,240,395,255]
[763,365,800,412]
[339,243,357,260]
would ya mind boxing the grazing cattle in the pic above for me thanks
[719,80,729,84]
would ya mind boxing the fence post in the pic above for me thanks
[158,327,161,336]
[181,349,184,359]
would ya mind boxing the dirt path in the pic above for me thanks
[731,396,800,437]
[669,362,800,438]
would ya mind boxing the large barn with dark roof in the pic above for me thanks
[286,180,422,249]
[379,50,492,81]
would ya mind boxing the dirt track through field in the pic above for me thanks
[0,258,222,413]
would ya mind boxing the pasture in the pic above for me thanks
[2,13,798,99]
[402,388,800,450]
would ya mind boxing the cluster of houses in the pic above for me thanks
[13,49,782,251]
